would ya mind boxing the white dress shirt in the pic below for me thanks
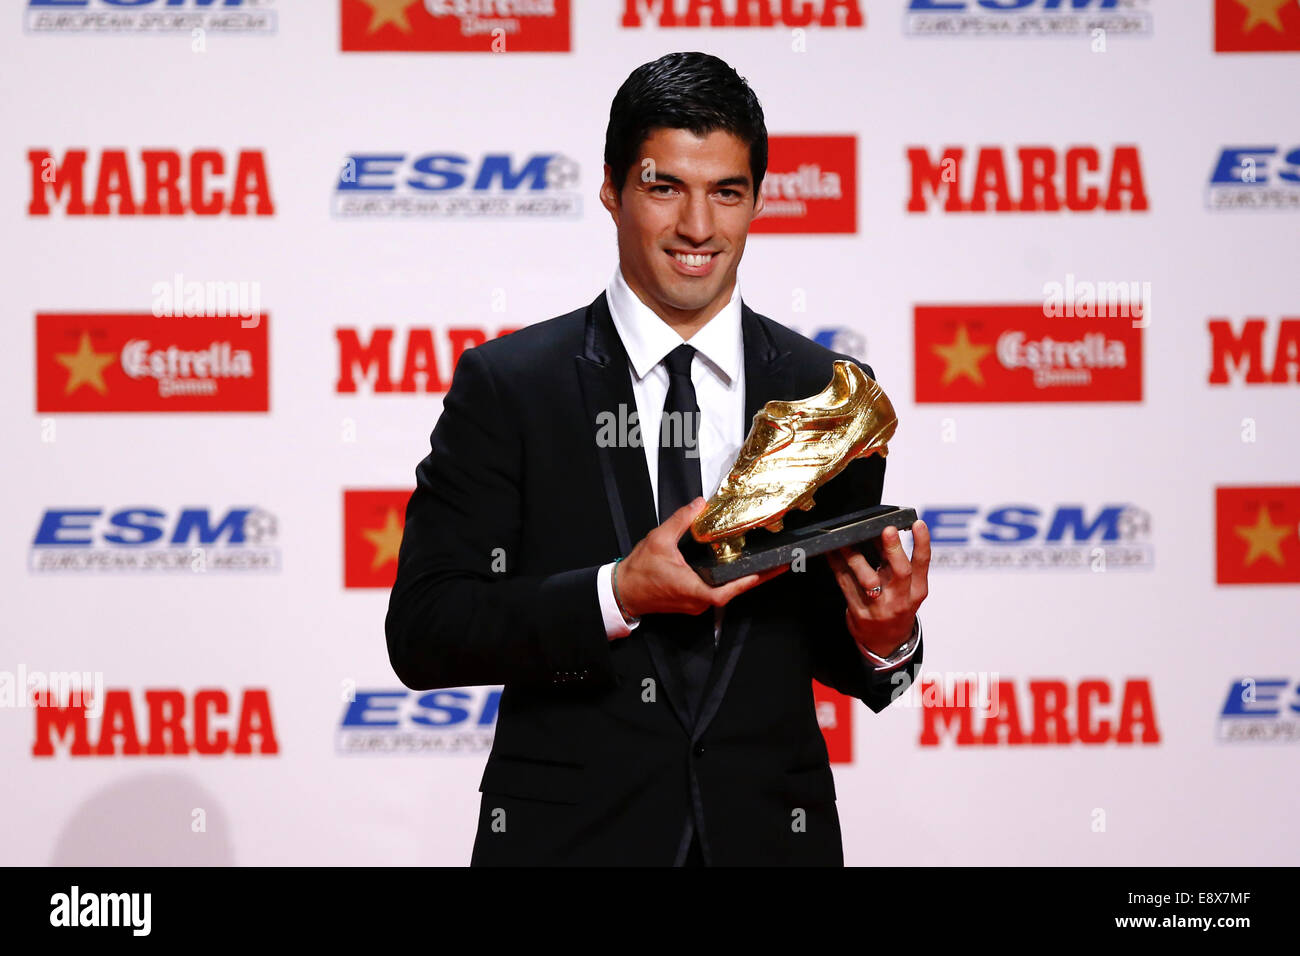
[595,265,919,671]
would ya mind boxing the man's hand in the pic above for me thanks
[826,520,931,659]
[612,497,787,637]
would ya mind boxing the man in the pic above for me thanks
[385,52,930,866]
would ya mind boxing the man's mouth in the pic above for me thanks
[671,251,715,267]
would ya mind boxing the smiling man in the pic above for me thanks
[386,52,929,867]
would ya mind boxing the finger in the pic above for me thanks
[659,496,707,540]
[910,519,931,598]
[878,526,913,585]
[711,572,762,605]
[842,547,883,594]
[826,547,850,578]
[827,550,872,618]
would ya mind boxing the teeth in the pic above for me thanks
[674,252,712,267]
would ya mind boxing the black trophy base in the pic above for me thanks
[679,505,919,586]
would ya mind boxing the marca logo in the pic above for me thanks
[915,305,1142,402]
[25,0,276,34]
[920,678,1160,746]
[337,688,500,754]
[33,688,278,756]
[1217,678,1300,743]
[1206,147,1300,211]
[1215,486,1300,585]
[342,0,569,51]
[344,490,410,589]
[904,0,1152,37]
[335,325,517,394]
[907,145,1148,213]
[31,506,280,573]
[1215,0,1300,52]
[751,135,855,234]
[333,152,579,219]
[27,149,273,217]
[1208,318,1299,384]
[813,682,852,763]
[923,503,1153,571]
[620,0,863,27]
[36,313,268,413]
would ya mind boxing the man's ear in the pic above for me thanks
[599,164,621,224]
[752,180,766,220]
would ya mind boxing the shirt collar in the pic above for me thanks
[605,264,743,386]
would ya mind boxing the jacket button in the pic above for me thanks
[692,743,705,758]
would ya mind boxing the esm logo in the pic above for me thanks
[31,505,280,573]
[1206,147,1300,211]
[923,503,1153,571]
[25,0,277,34]
[337,688,500,754]
[1217,678,1300,744]
[903,0,1153,38]
[332,152,580,219]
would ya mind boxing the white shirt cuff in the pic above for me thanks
[597,561,639,639]
[858,616,921,671]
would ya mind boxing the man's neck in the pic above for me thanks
[621,270,735,342]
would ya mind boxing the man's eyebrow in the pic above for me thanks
[647,170,752,190]
[713,175,752,190]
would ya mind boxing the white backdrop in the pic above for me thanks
[2,0,1297,866]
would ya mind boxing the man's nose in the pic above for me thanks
[676,192,714,246]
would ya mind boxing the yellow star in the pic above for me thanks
[931,323,993,387]
[55,331,116,395]
[1234,0,1291,32]
[360,0,416,35]
[1234,505,1292,566]
[362,508,405,571]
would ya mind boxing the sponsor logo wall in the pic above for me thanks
[2,1,1295,865]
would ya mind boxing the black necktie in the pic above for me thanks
[658,344,713,723]
[658,344,703,522]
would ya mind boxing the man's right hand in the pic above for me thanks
[612,497,786,632]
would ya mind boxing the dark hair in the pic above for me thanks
[604,52,767,201]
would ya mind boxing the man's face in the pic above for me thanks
[600,127,765,327]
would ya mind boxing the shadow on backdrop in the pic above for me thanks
[50,773,235,866]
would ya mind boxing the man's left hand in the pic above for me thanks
[826,519,931,659]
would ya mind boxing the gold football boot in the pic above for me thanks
[690,360,897,562]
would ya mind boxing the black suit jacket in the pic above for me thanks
[385,291,922,866]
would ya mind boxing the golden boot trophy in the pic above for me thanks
[682,360,917,585]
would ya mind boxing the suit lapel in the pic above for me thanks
[574,292,658,554]
[575,293,696,731]
[574,292,798,739]
[690,301,797,740]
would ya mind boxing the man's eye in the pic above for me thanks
[650,184,675,194]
